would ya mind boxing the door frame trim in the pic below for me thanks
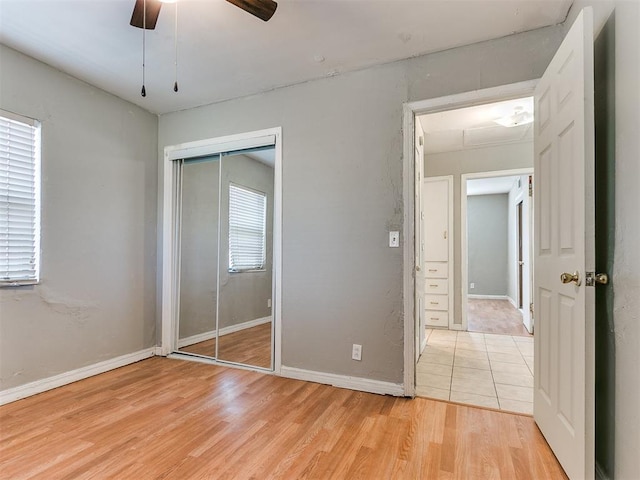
[402,80,537,396]
[160,127,283,374]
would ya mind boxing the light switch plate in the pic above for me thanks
[389,231,400,247]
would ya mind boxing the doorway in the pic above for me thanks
[462,170,534,337]
[405,84,538,414]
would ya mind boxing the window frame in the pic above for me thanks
[0,109,41,287]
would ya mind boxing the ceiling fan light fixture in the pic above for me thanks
[494,109,533,128]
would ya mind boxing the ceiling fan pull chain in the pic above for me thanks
[141,0,147,97]
[173,0,178,93]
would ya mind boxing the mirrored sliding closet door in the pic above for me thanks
[175,146,275,370]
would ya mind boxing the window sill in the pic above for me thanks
[0,280,39,288]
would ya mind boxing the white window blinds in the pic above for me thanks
[0,111,40,285]
[228,184,266,272]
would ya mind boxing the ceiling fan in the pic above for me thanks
[130,0,278,30]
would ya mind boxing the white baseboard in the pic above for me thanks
[508,296,518,309]
[177,330,216,348]
[219,316,271,336]
[0,348,156,406]
[468,294,509,300]
[177,316,272,348]
[280,366,404,396]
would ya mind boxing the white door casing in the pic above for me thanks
[533,8,595,480]
[414,118,425,361]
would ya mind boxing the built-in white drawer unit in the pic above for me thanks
[424,262,447,278]
[424,310,448,328]
[424,279,448,295]
[425,294,448,311]
[423,176,452,329]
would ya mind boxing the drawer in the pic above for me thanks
[425,294,448,311]
[425,310,448,327]
[424,279,448,295]
[424,262,447,278]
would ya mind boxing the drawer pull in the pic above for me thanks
[429,284,438,287]
[430,317,439,320]
[430,301,438,305]
[428,269,437,272]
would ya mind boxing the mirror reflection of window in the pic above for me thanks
[228,184,267,273]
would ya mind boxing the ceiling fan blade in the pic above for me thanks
[226,0,278,22]
[130,0,163,30]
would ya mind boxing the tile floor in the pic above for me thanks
[416,328,534,414]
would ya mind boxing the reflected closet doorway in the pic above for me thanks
[160,128,282,373]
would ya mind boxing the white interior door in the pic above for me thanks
[414,118,425,361]
[533,8,595,480]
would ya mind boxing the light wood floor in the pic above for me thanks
[0,357,567,479]
[180,322,272,368]
[467,299,532,336]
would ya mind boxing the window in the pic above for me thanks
[0,110,40,286]
[228,183,266,272]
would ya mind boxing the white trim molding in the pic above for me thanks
[0,348,156,405]
[280,366,404,397]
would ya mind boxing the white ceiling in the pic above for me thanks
[467,175,520,196]
[245,148,275,168]
[418,96,534,154]
[0,0,572,115]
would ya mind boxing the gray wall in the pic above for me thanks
[566,2,640,479]
[425,143,533,325]
[158,26,563,383]
[0,45,158,390]
[608,4,640,477]
[467,194,508,296]
[179,158,220,339]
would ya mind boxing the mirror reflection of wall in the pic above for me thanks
[175,146,275,370]
[177,155,220,357]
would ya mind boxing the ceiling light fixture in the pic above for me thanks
[494,106,533,128]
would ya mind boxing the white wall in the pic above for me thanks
[0,45,158,391]
[158,27,562,383]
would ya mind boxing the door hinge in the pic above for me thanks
[528,175,533,197]
[586,271,609,286]
[530,302,534,317]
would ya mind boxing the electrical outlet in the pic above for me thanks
[470,282,475,289]
[352,344,362,361]
[267,298,272,308]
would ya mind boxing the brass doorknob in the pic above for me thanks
[560,271,581,286]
